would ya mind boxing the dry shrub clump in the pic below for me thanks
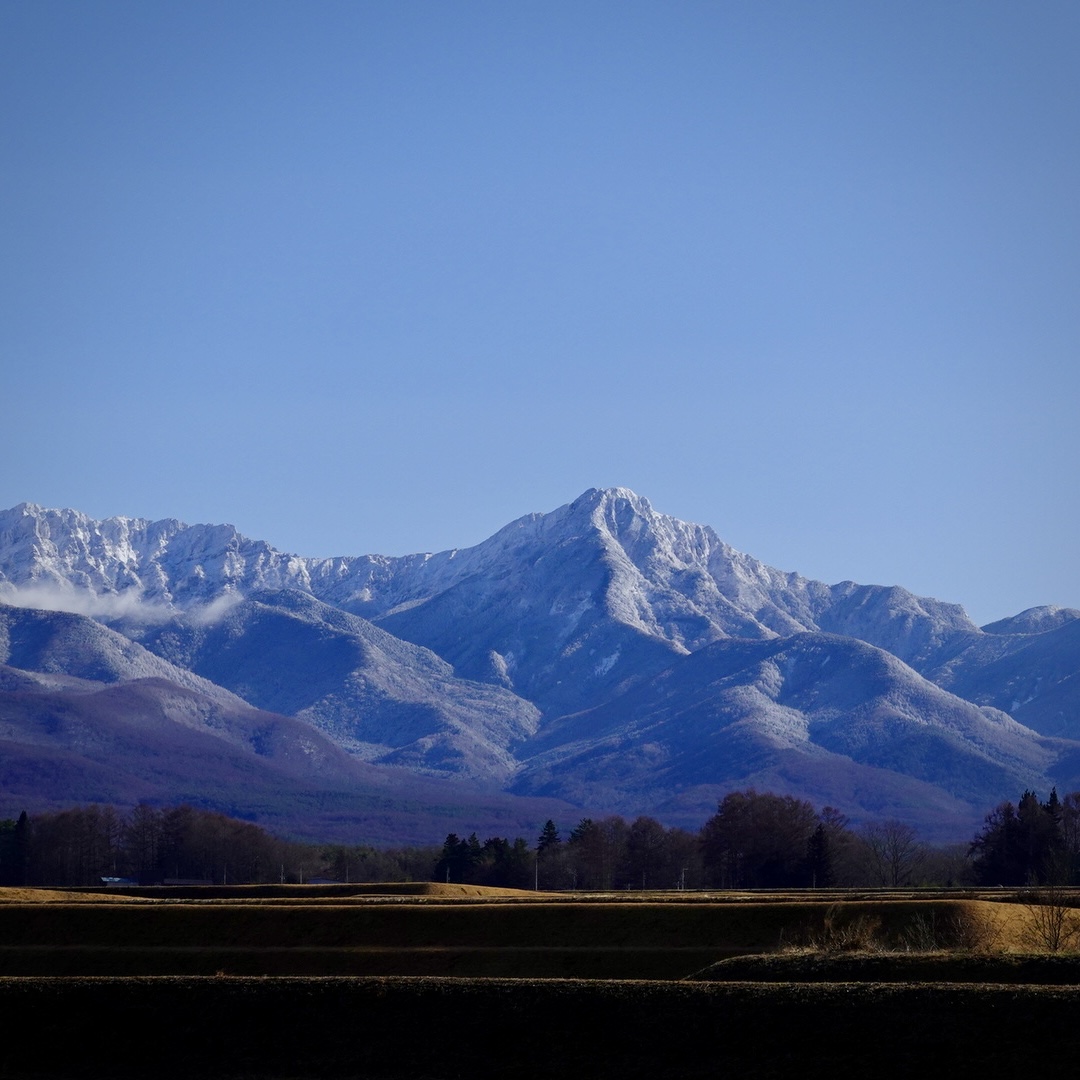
[899,905,1004,954]
[782,904,885,954]
[783,902,1005,956]
[1019,886,1080,953]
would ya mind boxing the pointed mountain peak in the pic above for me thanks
[570,486,654,514]
[561,488,685,545]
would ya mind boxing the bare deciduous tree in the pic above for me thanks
[859,820,923,887]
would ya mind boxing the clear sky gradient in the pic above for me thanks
[2,1,1077,626]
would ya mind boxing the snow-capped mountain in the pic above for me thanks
[1,490,1077,841]
[0,490,981,712]
[0,490,976,646]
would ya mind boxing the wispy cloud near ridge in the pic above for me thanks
[0,582,242,626]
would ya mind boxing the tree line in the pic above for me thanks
[6,786,1076,889]
[968,788,1080,886]
[433,788,1080,890]
[515,794,959,892]
[0,804,435,888]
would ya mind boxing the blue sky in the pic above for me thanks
[2,1,1077,626]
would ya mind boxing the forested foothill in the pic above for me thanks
[6,786,1079,890]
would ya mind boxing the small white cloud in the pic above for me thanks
[186,590,244,626]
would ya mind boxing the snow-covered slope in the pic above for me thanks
[922,609,1080,738]
[0,604,387,785]
[124,589,541,783]
[0,604,572,843]
[512,632,1064,838]
[0,604,249,708]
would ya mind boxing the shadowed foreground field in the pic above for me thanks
[3,885,1080,1077]
[2,975,1080,1078]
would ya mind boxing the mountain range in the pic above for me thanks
[1,488,1077,844]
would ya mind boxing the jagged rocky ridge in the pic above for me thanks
[0,490,1077,841]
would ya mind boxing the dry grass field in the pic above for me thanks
[3,884,1080,1077]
